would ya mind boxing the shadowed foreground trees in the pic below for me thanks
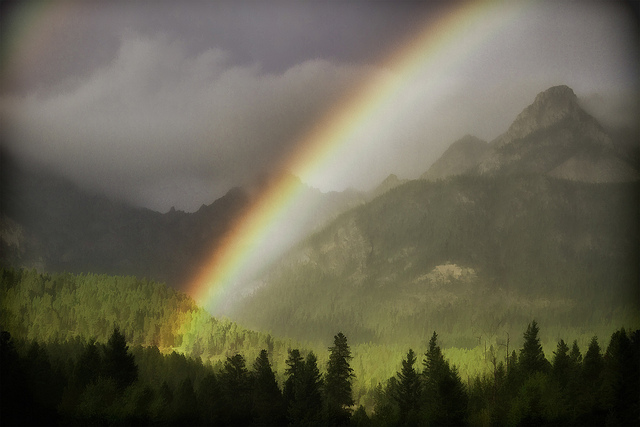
[1,323,639,426]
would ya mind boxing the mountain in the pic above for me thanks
[423,85,639,182]
[420,135,489,180]
[0,150,249,288]
[0,151,364,291]
[370,173,409,199]
[232,175,639,345]
[231,85,640,346]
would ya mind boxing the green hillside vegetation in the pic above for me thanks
[1,317,637,425]
[0,268,294,364]
[233,174,639,347]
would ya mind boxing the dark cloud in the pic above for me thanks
[1,1,637,212]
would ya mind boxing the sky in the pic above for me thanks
[1,0,638,213]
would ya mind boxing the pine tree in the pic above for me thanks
[423,331,447,401]
[519,320,549,376]
[602,328,639,425]
[197,373,222,425]
[220,353,253,425]
[284,349,304,407]
[103,327,137,390]
[173,378,198,425]
[552,339,571,389]
[569,340,582,365]
[74,339,102,388]
[325,332,355,425]
[422,331,468,426]
[289,352,324,426]
[576,336,606,424]
[252,349,286,426]
[394,348,422,425]
[583,336,603,383]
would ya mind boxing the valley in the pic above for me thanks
[2,85,639,425]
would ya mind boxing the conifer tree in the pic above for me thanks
[583,336,604,383]
[252,349,286,426]
[74,339,102,388]
[220,353,253,425]
[325,332,355,425]
[602,328,639,425]
[289,352,324,426]
[284,349,304,407]
[519,320,549,376]
[197,373,222,425]
[422,331,468,426]
[575,336,606,424]
[569,340,582,365]
[103,327,137,390]
[552,339,571,389]
[173,377,198,425]
[394,348,422,425]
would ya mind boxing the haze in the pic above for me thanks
[1,0,637,212]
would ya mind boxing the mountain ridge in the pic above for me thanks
[0,151,365,290]
[423,85,638,182]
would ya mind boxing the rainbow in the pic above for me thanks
[2,1,527,316]
[187,1,527,313]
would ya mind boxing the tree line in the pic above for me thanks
[1,321,638,426]
[374,321,639,426]
[0,328,357,426]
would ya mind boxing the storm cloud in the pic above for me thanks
[1,1,637,212]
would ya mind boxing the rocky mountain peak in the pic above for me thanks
[420,135,488,181]
[492,85,599,148]
[371,173,409,198]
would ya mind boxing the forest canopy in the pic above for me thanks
[1,268,638,425]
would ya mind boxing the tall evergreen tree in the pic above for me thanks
[569,340,582,365]
[394,348,422,425]
[422,331,468,426]
[252,349,286,426]
[602,328,639,426]
[284,348,304,407]
[74,339,102,389]
[575,336,606,424]
[220,353,253,425]
[583,336,604,383]
[197,373,222,426]
[325,332,355,425]
[172,377,198,425]
[289,352,324,426]
[519,320,549,376]
[552,339,571,389]
[103,327,138,390]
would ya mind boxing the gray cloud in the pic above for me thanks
[2,33,373,211]
[1,1,637,212]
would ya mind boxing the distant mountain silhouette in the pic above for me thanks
[420,135,489,180]
[0,150,364,290]
[231,86,639,345]
[423,85,639,182]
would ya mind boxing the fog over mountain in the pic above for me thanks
[3,85,638,322]
[2,3,640,424]
[1,1,637,212]
[230,85,639,345]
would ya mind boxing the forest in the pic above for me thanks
[232,175,639,347]
[2,319,638,425]
[1,268,639,425]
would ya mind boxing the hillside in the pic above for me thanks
[2,268,637,425]
[0,153,365,292]
[0,268,295,361]
[420,135,489,180]
[231,85,640,346]
[232,175,639,345]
